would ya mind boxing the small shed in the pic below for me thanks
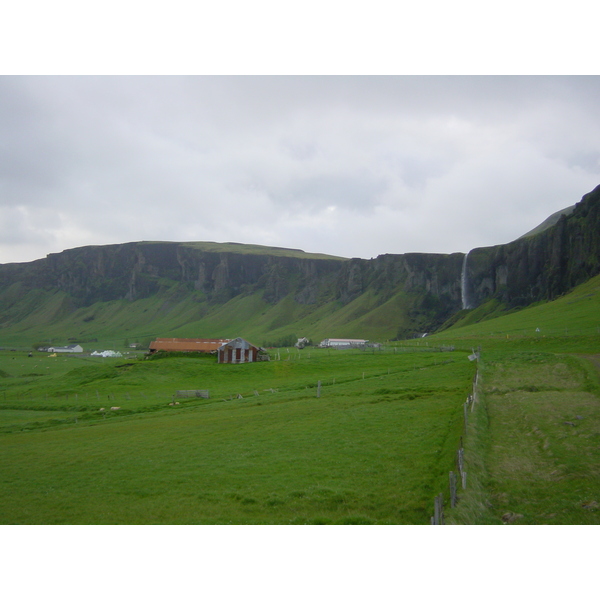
[217,338,261,364]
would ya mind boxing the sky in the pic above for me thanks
[1,75,599,264]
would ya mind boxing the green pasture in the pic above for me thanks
[446,351,600,525]
[0,347,474,524]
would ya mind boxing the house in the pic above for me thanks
[319,338,368,348]
[47,344,83,353]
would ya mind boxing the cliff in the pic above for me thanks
[464,184,600,308]
[1,185,599,343]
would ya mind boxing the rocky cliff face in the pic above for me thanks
[1,185,599,337]
[1,241,465,312]
[33,243,345,306]
[464,184,600,308]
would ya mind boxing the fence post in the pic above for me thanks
[433,493,444,525]
[317,381,321,398]
[457,446,467,489]
[449,472,457,508]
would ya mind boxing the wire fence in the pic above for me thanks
[431,358,480,525]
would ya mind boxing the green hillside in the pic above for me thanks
[434,272,600,353]
[0,282,424,350]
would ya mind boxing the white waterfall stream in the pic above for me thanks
[461,251,471,310]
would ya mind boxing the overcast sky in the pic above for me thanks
[1,75,599,264]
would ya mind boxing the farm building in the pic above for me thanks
[149,338,230,354]
[319,338,368,348]
[47,344,83,353]
[149,337,267,364]
[217,338,263,364]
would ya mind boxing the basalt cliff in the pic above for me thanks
[1,185,599,345]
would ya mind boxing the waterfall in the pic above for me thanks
[461,251,471,310]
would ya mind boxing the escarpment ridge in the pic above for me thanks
[1,185,599,343]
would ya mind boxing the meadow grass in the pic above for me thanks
[447,351,600,525]
[0,347,474,524]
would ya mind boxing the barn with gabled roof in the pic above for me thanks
[217,338,263,364]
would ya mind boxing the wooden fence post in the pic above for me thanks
[433,493,444,525]
[457,446,467,489]
[449,472,457,508]
[317,381,321,398]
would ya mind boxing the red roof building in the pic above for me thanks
[149,337,268,364]
[149,338,230,353]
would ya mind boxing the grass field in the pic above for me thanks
[0,347,474,524]
[445,351,600,524]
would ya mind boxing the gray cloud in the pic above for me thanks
[1,76,599,263]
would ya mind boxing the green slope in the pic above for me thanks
[435,276,600,352]
[0,282,418,349]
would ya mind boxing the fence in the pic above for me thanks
[175,390,210,399]
[431,358,480,524]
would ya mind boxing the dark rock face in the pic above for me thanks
[333,253,464,307]
[466,185,600,308]
[1,185,599,334]
[0,242,346,307]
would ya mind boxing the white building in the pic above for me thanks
[47,344,83,353]
[319,338,368,348]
